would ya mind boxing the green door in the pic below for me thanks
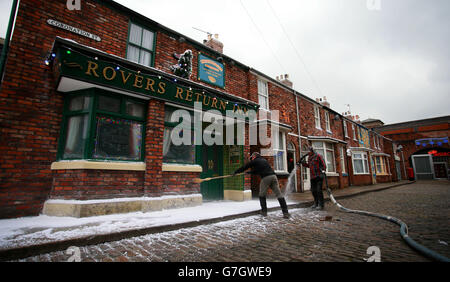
[200,144,223,200]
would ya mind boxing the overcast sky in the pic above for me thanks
[1,0,449,124]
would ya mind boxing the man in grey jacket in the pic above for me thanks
[234,152,290,218]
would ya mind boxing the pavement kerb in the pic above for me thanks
[0,181,415,261]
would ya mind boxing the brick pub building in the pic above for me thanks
[1,0,398,219]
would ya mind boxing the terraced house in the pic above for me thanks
[0,0,398,219]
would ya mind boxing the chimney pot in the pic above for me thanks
[204,33,224,53]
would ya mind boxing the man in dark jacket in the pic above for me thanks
[234,152,290,218]
[300,145,326,210]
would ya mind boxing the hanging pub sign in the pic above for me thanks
[47,19,101,42]
[198,53,225,88]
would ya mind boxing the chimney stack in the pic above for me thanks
[316,96,330,108]
[276,74,293,88]
[204,33,224,53]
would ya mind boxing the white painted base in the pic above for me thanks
[42,194,203,218]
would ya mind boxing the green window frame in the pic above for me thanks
[126,21,156,67]
[163,105,198,165]
[57,88,147,162]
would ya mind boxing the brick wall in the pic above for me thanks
[0,0,130,217]
[0,0,261,218]
[51,170,145,200]
[162,171,200,195]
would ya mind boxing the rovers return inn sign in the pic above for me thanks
[198,53,225,88]
[53,45,255,118]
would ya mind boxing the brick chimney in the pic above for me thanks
[276,74,293,88]
[204,34,223,53]
[342,110,361,123]
[315,96,330,108]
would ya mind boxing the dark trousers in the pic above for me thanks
[310,176,324,207]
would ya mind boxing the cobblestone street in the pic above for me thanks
[16,181,450,262]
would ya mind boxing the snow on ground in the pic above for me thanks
[0,198,301,250]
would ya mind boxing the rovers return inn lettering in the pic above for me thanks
[56,47,252,117]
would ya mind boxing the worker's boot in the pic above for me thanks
[278,197,290,219]
[259,197,267,216]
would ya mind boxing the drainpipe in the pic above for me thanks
[295,92,303,192]
[0,0,19,85]
[343,118,352,186]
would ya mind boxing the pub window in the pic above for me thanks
[59,89,146,161]
[163,105,196,164]
[127,22,155,67]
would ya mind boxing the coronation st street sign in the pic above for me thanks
[55,47,255,117]
[47,19,101,42]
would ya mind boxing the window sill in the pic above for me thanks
[275,171,289,176]
[162,163,203,172]
[51,160,146,171]
[326,172,339,177]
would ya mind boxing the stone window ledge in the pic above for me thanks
[162,163,203,172]
[51,160,146,171]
